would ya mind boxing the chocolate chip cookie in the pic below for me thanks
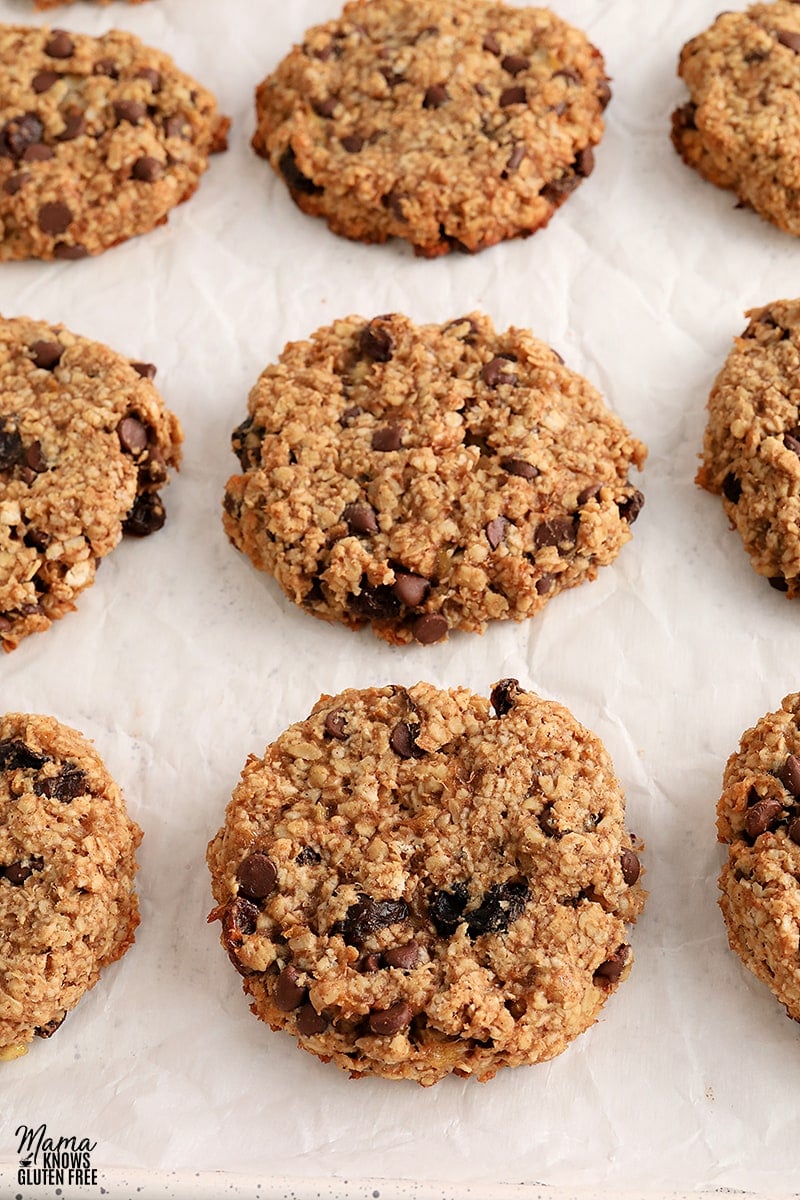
[0,713,141,1061]
[0,24,228,261]
[0,314,182,650]
[717,693,800,1022]
[252,0,611,257]
[672,3,800,237]
[223,312,645,646]
[696,299,800,596]
[207,680,645,1085]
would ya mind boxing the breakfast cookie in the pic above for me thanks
[223,312,645,646]
[0,24,228,261]
[207,680,645,1085]
[672,3,800,236]
[0,313,183,650]
[697,299,800,596]
[252,0,611,257]
[0,713,141,1061]
[717,693,800,1022]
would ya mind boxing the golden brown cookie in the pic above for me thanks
[717,693,800,1022]
[223,312,646,646]
[0,313,183,650]
[697,299,800,596]
[673,3,800,236]
[0,713,141,1061]
[207,680,645,1086]
[253,0,611,257]
[0,24,228,261]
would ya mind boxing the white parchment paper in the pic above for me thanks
[2,1,800,1195]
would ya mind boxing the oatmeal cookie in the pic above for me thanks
[672,3,800,236]
[0,313,182,650]
[0,713,141,1061]
[207,679,645,1086]
[252,0,611,257]
[223,312,645,646]
[717,693,800,1021]
[0,24,228,261]
[697,299,800,596]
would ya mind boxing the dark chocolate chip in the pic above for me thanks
[117,416,148,455]
[221,896,258,950]
[164,114,190,140]
[779,754,800,797]
[372,425,403,451]
[620,849,640,886]
[35,1013,65,1038]
[485,516,508,549]
[311,96,337,118]
[383,943,419,969]
[340,405,362,424]
[391,572,430,607]
[324,710,348,740]
[777,28,800,51]
[499,86,526,107]
[769,575,789,592]
[361,952,383,973]
[295,846,321,866]
[44,30,74,59]
[34,764,86,803]
[534,516,577,550]
[57,111,85,142]
[466,880,529,937]
[275,965,306,1011]
[502,54,529,75]
[131,361,157,380]
[504,143,526,174]
[597,78,612,109]
[93,58,119,78]
[501,458,539,480]
[296,1003,327,1035]
[3,861,37,885]
[1,112,44,159]
[22,144,54,163]
[340,896,409,946]
[575,147,595,177]
[340,134,364,153]
[541,171,580,204]
[53,242,88,260]
[359,319,394,362]
[236,851,278,901]
[32,70,60,94]
[722,473,742,503]
[389,721,424,759]
[0,739,49,770]
[483,32,502,55]
[3,172,30,196]
[428,882,469,935]
[132,156,164,183]
[490,678,522,716]
[24,441,46,474]
[137,68,162,92]
[38,201,72,235]
[114,100,146,125]
[785,433,800,456]
[745,795,783,838]
[123,492,166,537]
[343,501,379,535]
[30,340,64,375]
[369,1000,412,1036]
[481,356,518,387]
[412,613,447,644]
[348,582,400,621]
[423,85,449,108]
[618,489,644,523]
[594,944,629,984]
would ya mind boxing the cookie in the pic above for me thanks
[207,680,645,1085]
[34,2,149,8]
[0,713,141,1061]
[716,693,800,1022]
[672,3,800,237]
[0,24,228,261]
[696,299,800,596]
[0,313,183,650]
[252,0,611,257]
[223,312,645,646]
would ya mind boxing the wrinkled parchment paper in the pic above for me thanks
[2,2,800,1196]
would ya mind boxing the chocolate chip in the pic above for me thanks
[340,134,364,153]
[324,710,348,740]
[361,952,383,972]
[722,473,742,503]
[372,425,403,451]
[38,201,72,235]
[348,582,400,621]
[501,458,539,480]
[541,171,580,204]
[123,492,166,537]
[359,319,394,362]
[502,54,529,75]
[485,516,508,549]
[777,28,800,51]
[164,114,190,140]
[423,85,449,108]
[117,416,148,455]
[342,501,379,536]
[296,1003,327,1035]
[369,1000,412,1036]
[466,880,529,937]
[597,78,612,110]
[383,943,419,969]
[132,156,163,183]
[295,846,321,866]
[499,86,526,107]
[57,111,85,142]
[617,489,644,523]
[340,405,362,424]
[621,849,640,886]
[483,32,501,55]
[745,795,783,838]
[481,356,518,388]
[789,817,800,845]
[25,441,46,474]
[131,361,157,380]
[114,100,146,125]
[236,851,278,901]
[1,113,44,160]
[275,965,306,1011]
[3,173,30,196]
[3,861,36,885]
[429,882,469,935]
[770,575,789,592]
[504,143,526,174]
[23,144,54,163]
[784,433,800,457]
[575,147,595,177]
[490,677,522,716]
[35,1013,65,1038]
[0,739,49,770]
[390,721,424,759]
[779,754,800,797]
[221,896,258,950]
[137,68,162,92]
[534,516,577,551]
[412,613,447,644]
[34,764,86,802]
[93,58,119,78]
[392,572,430,607]
[594,944,629,984]
[32,70,60,94]
[339,896,409,946]
[45,30,74,59]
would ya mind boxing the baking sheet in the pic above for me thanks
[2,0,800,1196]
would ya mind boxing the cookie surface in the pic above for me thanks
[207,680,645,1086]
[717,693,800,1022]
[0,313,183,650]
[253,0,610,257]
[223,312,645,646]
[672,3,800,236]
[0,713,141,1060]
[697,299,800,596]
[0,24,228,261]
